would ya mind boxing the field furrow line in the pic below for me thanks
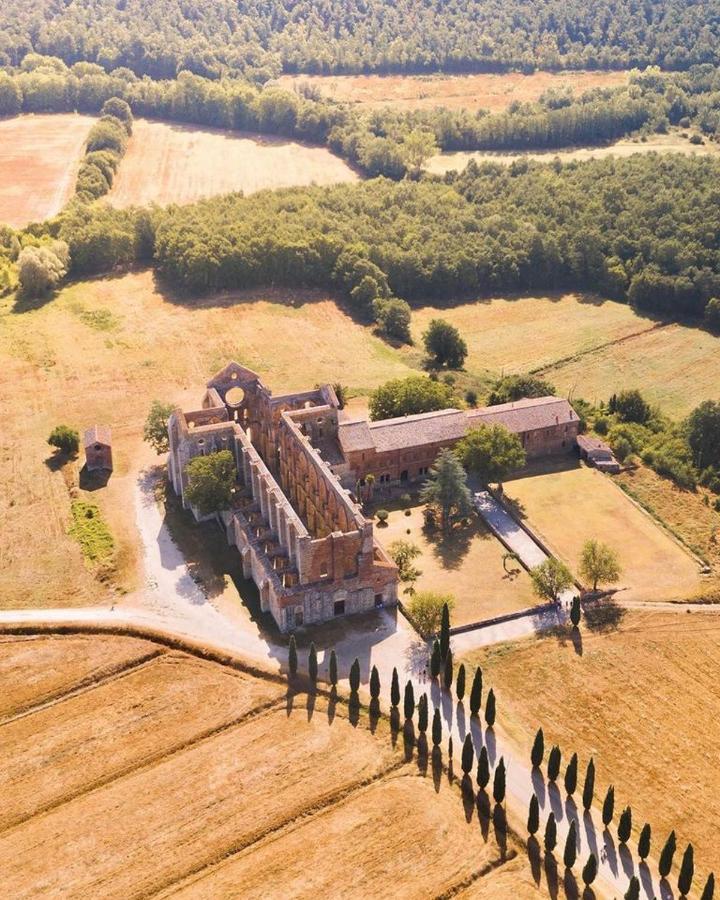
[0,693,289,836]
[148,755,412,899]
[0,648,167,725]
[433,851,520,900]
[530,320,672,377]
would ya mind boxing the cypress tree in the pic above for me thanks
[418,693,428,732]
[659,830,677,879]
[329,649,338,687]
[403,680,415,720]
[570,595,581,628]
[527,793,540,835]
[678,844,694,897]
[432,707,442,746]
[544,812,557,853]
[349,657,360,693]
[369,663,380,699]
[430,639,441,679]
[625,876,640,900]
[700,873,715,900]
[638,823,651,861]
[288,634,297,677]
[564,752,578,795]
[476,745,490,789]
[547,745,561,782]
[308,642,318,683]
[443,648,454,691]
[531,728,544,768]
[563,820,577,869]
[469,666,483,716]
[618,806,632,844]
[456,663,466,700]
[461,733,474,776]
[390,666,400,707]
[485,688,496,727]
[582,757,595,811]
[582,853,598,887]
[440,602,450,659]
[493,757,506,804]
[602,785,615,827]
[448,736,453,758]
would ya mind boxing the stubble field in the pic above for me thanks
[108,119,358,208]
[0,631,545,899]
[0,113,95,228]
[411,295,720,418]
[278,70,629,113]
[464,608,720,891]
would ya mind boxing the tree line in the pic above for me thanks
[4,58,720,185]
[1,0,719,81]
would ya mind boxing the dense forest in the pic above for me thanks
[1,0,719,80]
[4,57,720,180]
[41,154,720,336]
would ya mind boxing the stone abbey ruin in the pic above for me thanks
[169,363,580,631]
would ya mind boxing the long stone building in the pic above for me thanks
[168,363,580,631]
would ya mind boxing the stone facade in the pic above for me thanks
[168,363,398,633]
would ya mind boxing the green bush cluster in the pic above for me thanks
[75,99,133,202]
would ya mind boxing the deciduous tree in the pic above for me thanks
[369,375,452,421]
[48,424,79,456]
[143,401,175,453]
[579,539,621,591]
[407,591,454,638]
[531,558,574,603]
[422,318,467,369]
[456,424,526,486]
[185,450,236,515]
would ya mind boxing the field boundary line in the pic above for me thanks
[0,694,288,837]
[148,756,411,899]
[0,648,166,727]
[529,320,672,377]
[434,850,519,899]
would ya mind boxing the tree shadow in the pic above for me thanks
[389,706,400,746]
[639,861,654,898]
[564,869,580,900]
[603,829,618,876]
[348,692,360,727]
[402,720,416,762]
[306,690,316,721]
[44,451,75,473]
[570,626,583,657]
[461,775,475,822]
[476,789,491,841]
[582,810,598,861]
[285,687,295,717]
[456,700,467,740]
[583,598,626,633]
[532,768,547,809]
[431,746,443,793]
[544,853,559,900]
[416,734,428,775]
[425,518,475,570]
[484,726,497,765]
[493,804,508,857]
[327,687,338,726]
[368,696,380,732]
[619,843,635,879]
[548,781,564,823]
[528,836,542,885]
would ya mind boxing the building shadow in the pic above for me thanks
[78,465,111,491]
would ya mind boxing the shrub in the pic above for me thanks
[594,416,609,435]
[376,509,389,525]
[406,591,454,638]
[48,424,79,456]
[18,241,69,296]
[423,318,468,369]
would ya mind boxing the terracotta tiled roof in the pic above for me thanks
[466,396,576,433]
[368,409,467,453]
[84,425,111,447]
[338,418,375,453]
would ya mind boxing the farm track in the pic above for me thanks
[0,647,166,725]
[0,693,288,836]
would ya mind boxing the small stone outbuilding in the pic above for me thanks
[84,425,113,472]
[577,434,620,473]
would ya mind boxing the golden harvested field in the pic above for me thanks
[0,631,544,899]
[0,113,95,228]
[540,321,720,418]
[109,119,358,208]
[0,270,414,608]
[411,295,720,417]
[426,130,720,174]
[465,608,720,889]
[378,502,538,625]
[278,70,629,112]
[505,463,707,601]
[616,465,720,575]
